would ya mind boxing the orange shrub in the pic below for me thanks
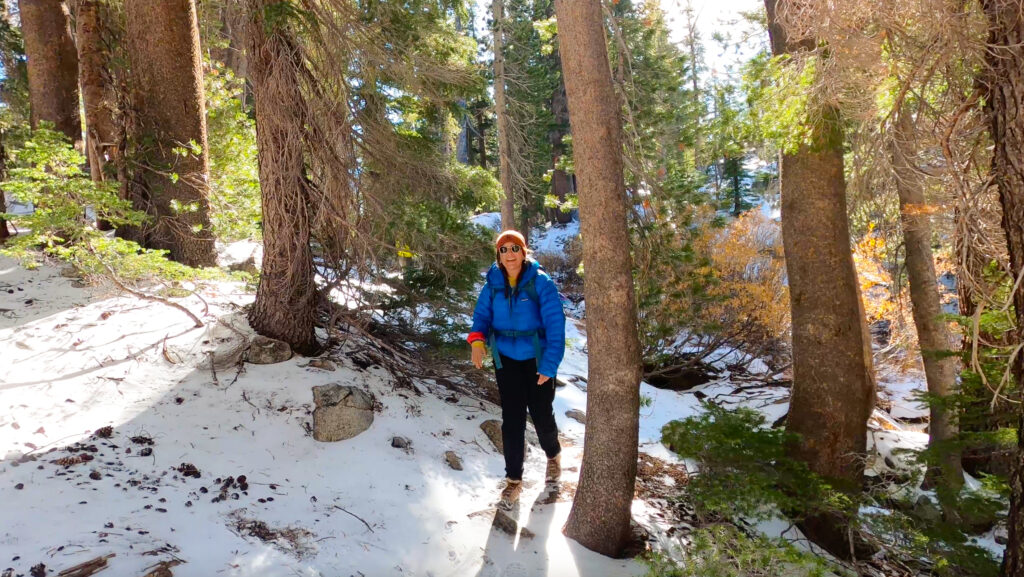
[638,208,790,370]
[701,210,790,361]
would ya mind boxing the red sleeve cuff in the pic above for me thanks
[467,331,486,344]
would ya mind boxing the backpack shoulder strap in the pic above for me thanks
[522,277,539,304]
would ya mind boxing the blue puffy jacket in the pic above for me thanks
[468,260,566,377]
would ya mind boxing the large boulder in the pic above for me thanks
[312,384,374,442]
[246,335,292,365]
[164,313,253,370]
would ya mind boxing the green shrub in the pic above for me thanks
[661,402,1002,576]
[661,403,845,522]
[205,60,261,242]
[643,525,828,577]
[1,126,229,284]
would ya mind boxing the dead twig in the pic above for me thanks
[330,504,374,533]
[241,390,260,413]
[207,351,219,386]
[160,334,174,364]
[225,358,246,388]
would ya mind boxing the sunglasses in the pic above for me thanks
[499,245,522,254]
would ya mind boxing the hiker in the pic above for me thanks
[467,230,566,509]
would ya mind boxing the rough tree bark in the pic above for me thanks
[75,0,117,183]
[684,0,701,171]
[0,3,19,241]
[548,80,573,225]
[890,108,964,499]
[982,2,1024,574]
[765,0,877,559]
[492,0,516,232]
[476,108,488,169]
[0,2,28,118]
[123,0,215,267]
[0,130,8,241]
[19,0,81,145]
[244,0,318,356]
[556,0,643,557]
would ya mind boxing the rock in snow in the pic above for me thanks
[480,419,503,453]
[246,334,292,364]
[565,409,586,424]
[312,384,375,442]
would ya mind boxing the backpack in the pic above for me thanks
[486,275,543,370]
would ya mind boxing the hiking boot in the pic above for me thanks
[545,454,561,483]
[499,479,522,509]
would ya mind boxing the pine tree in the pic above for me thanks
[74,0,117,183]
[980,1,1024,573]
[556,0,643,557]
[889,105,963,500]
[122,0,215,267]
[244,0,318,356]
[493,0,516,231]
[18,0,80,145]
[765,0,876,558]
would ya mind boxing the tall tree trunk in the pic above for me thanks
[0,2,29,119]
[731,164,742,216]
[476,108,487,169]
[982,2,1024,574]
[891,108,964,499]
[492,0,515,231]
[766,0,876,559]
[684,0,701,171]
[0,130,8,241]
[548,80,573,225]
[75,0,117,183]
[556,0,643,557]
[245,0,318,356]
[123,0,215,267]
[454,10,470,165]
[19,0,81,145]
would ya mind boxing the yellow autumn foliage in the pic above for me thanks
[700,210,791,357]
[852,230,920,370]
[639,208,790,367]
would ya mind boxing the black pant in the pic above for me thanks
[496,354,561,481]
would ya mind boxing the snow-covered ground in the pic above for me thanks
[0,254,655,577]
[1,212,998,576]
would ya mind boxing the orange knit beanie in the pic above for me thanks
[494,230,527,263]
[495,230,527,250]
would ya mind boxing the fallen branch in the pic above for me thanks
[331,505,374,533]
[57,553,115,577]
[141,560,183,577]
[98,260,203,328]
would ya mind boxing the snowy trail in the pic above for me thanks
[0,247,959,576]
[0,255,652,577]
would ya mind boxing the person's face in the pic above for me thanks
[499,242,525,270]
